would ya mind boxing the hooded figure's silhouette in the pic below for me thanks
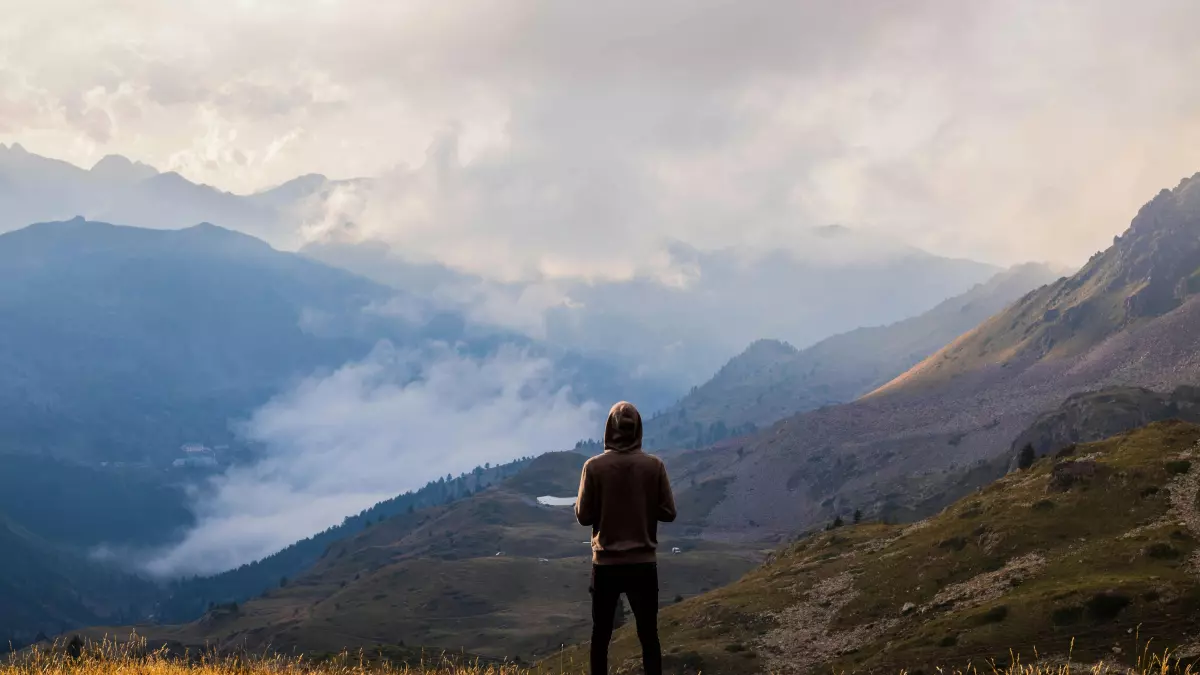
[576,401,676,675]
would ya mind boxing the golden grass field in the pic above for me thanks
[6,634,1200,675]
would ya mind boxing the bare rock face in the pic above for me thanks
[1009,385,1200,465]
[1116,176,1200,320]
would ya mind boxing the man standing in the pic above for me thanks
[576,401,677,675]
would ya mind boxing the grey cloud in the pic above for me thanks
[4,1,1200,267]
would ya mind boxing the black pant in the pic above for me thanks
[589,562,661,675]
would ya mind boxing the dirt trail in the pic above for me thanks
[919,552,1045,615]
[755,572,897,675]
[1165,439,1200,573]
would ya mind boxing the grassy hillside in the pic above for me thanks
[550,422,1200,675]
[87,453,760,663]
[155,459,531,623]
[0,513,157,646]
[644,263,1060,450]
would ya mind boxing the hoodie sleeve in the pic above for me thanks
[657,459,677,523]
[575,460,596,526]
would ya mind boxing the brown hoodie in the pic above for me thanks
[575,401,677,565]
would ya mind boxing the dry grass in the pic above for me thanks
[2,636,536,675]
[7,634,1200,675]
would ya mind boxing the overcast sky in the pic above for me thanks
[4,0,1200,267]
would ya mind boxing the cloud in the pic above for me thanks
[142,342,600,577]
[5,1,1200,270]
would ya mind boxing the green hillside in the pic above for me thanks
[550,421,1200,674]
[0,513,157,646]
[83,452,761,663]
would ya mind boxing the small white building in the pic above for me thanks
[173,455,218,468]
[671,547,682,555]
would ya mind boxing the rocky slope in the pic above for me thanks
[644,263,1062,449]
[668,173,1200,539]
[552,422,1200,675]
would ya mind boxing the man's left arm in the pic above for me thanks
[657,459,677,523]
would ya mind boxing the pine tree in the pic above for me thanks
[853,509,863,524]
[1017,443,1036,470]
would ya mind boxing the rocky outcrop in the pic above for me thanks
[1010,385,1200,464]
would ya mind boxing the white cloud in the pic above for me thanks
[4,1,1200,271]
[142,342,600,577]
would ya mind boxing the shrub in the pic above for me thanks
[939,635,958,647]
[1085,592,1130,621]
[1051,605,1084,625]
[724,643,746,653]
[1145,543,1180,559]
[978,605,1009,624]
[1031,499,1055,511]
[1166,460,1192,475]
[937,536,968,551]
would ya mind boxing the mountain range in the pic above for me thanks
[0,143,346,247]
[662,171,1200,539]
[1,144,1013,392]
[643,262,1063,449]
[11,152,1200,670]
[0,217,667,645]
[305,234,1004,390]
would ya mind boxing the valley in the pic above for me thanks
[76,452,762,662]
[5,156,1200,674]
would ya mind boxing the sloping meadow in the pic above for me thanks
[548,421,1200,674]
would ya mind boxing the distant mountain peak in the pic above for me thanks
[90,154,159,183]
[814,224,851,238]
[740,338,799,359]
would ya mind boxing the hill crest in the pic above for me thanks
[874,173,1200,396]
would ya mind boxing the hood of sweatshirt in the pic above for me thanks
[604,401,643,453]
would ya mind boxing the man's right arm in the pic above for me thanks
[575,460,596,526]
